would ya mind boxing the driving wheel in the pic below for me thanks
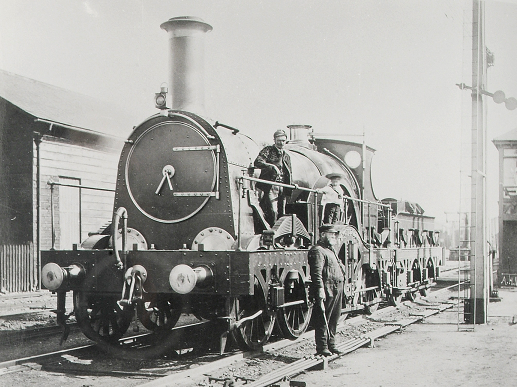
[74,291,133,344]
[231,276,275,351]
[276,271,313,339]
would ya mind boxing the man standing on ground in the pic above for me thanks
[308,224,344,356]
[254,129,292,227]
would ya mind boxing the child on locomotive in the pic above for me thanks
[318,173,346,224]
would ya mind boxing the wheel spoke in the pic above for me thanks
[74,292,132,344]
[137,297,181,332]
[276,273,312,340]
[231,276,275,350]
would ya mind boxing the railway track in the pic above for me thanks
[0,321,81,345]
[156,293,458,387]
[0,319,217,378]
[0,287,459,387]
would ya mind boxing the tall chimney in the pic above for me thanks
[160,17,212,114]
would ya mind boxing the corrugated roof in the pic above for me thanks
[0,69,136,139]
[493,127,517,144]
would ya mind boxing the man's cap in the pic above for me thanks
[326,172,345,180]
[319,224,340,233]
[274,129,288,139]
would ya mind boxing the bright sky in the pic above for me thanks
[1,0,516,226]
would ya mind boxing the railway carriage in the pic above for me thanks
[40,16,442,355]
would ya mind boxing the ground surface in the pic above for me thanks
[1,265,516,387]
[294,286,517,387]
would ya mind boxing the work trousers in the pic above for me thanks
[314,285,343,352]
[259,185,286,227]
[323,203,342,224]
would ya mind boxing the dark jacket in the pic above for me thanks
[308,240,345,298]
[254,145,292,191]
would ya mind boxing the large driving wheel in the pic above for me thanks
[231,276,275,351]
[137,295,181,332]
[74,291,133,344]
[276,271,312,340]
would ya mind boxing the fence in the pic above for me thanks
[0,243,37,293]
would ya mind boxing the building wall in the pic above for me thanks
[35,135,123,250]
[496,143,517,285]
[501,220,517,275]
[0,101,34,244]
[0,95,127,291]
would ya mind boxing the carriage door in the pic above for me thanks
[59,177,81,249]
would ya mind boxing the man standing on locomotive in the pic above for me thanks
[308,224,344,356]
[254,129,292,227]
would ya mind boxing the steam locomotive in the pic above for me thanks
[40,17,442,355]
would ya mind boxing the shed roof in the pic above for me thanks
[493,127,517,145]
[0,69,136,139]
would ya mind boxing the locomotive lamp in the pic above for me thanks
[155,84,169,110]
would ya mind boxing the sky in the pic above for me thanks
[1,0,517,227]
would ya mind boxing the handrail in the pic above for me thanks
[238,175,392,247]
[48,180,115,192]
[112,207,127,270]
[240,175,391,209]
[242,176,315,192]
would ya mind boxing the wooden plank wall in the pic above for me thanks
[0,243,36,293]
[37,138,122,250]
[0,103,34,244]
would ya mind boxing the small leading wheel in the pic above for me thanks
[137,296,181,332]
[276,272,313,340]
[406,290,419,301]
[355,266,382,315]
[388,293,403,307]
[231,276,276,351]
[74,291,133,344]
[364,288,382,314]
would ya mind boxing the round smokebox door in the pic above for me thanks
[125,120,216,223]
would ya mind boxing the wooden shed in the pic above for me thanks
[0,70,136,292]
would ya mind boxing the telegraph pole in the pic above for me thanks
[470,0,488,324]
[457,0,517,324]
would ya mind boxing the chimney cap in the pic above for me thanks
[160,16,213,34]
